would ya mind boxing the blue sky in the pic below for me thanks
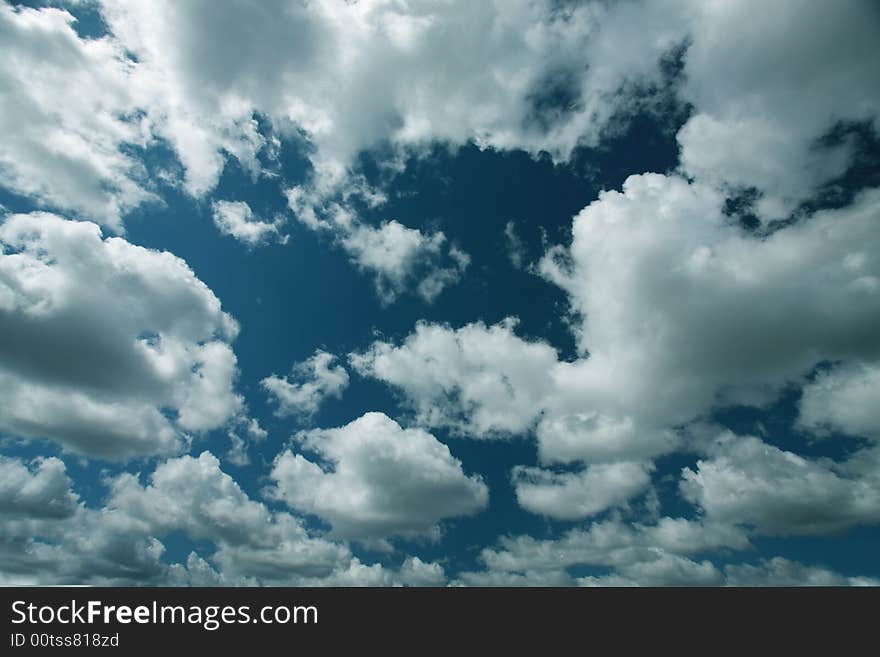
[1,0,879,586]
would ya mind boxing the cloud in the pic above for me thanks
[223,416,266,467]
[798,362,880,440]
[108,451,285,545]
[0,451,337,585]
[0,212,242,458]
[577,552,724,587]
[211,200,286,246]
[0,0,673,297]
[724,557,880,587]
[341,219,469,303]
[459,428,880,583]
[262,349,349,417]
[512,462,653,520]
[350,315,682,463]
[539,175,880,462]
[0,3,153,230]
[97,0,675,196]
[503,221,527,269]
[268,412,488,540]
[675,0,880,217]
[680,433,880,536]
[2,0,879,587]
[455,515,749,586]
[6,1,877,234]
[286,188,470,303]
[224,431,250,467]
[0,456,78,520]
[352,176,880,477]
[478,516,747,574]
[0,450,448,586]
[455,569,575,587]
[457,511,879,586]
[350,318,558,438]
[0,454,168,586]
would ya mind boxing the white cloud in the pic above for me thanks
[211,200,286,246]
[350,315,682,463]
[97,0,675,198]
[92,0,880,223]
[534,411,678,466]
[223,416,266,467]
[351,178,880,480]
[397,556,446,587]
[3,0,880,587]
[0,451,339,585]
[0,212,242,458]
[0,453,168,585]
[512,462,653,520]
[724,557,880,587]
[268,412,488,540]
[458,512,878,586]
[676,0,880,217]
[224,432,250,467]
[680,433,880,536]
[342,221,441,285]
[286,188,470,303]
[539,175,880,462]
[504,221,527,269]
[578,552,724,587]
[0,4,153,230]
[0,0,671,298]
[798,362,880,440]
[0,450,449,586]
[5,1,877,236]
[455,569,575,587]
[0,455,78,520]
[455,515,749,587]
[108,451,283,545]
[477,516,747,574]
[243,417,267,440]
[262,349,349,417]
[351,318,558,438]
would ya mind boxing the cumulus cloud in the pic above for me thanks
[724,557,880,587]
[798,362,880,440]
[350,318,558,438]
[211,200,286,246]
[5,1,878,229]
[455,515,748,587]
[268,412,488,540]
[7,0,873,305]
[286,188,470,303]
[342,221,468,303]
[456,512,878,586]
[540,175,880,461]
[222,416,267,467]
[0,450,446,586]
[350,314,684,463]
[262,349,349,417]
[0,3,153,230]
[512,462,653,520]
[97,0,676,196]
[0,212,242,458]
[680,433,880,536]
[0,455,78,520]
[675,0,880,217]
[2,0,683,297]
[0,453,166,586]
[3,0,879,587]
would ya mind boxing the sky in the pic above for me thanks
[0,0,879,586]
